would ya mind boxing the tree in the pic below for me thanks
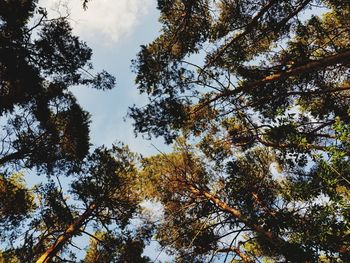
[0,172,35,246]
[139,140,350,262]
[131,0,350,261]
[0,0,115,173]
[130,0,350,151]
[0,1,152,262]
[1,145,151,263]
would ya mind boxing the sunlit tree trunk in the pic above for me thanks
[207,49,350,105]
[36,203,97,263]
[189,185,314,262]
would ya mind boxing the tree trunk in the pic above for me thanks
[189,185,314,262]
[205,49,350,106]
[36,203,97,263]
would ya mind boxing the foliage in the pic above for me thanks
[0,1,151,262]
[130,0,350,155]
[0,0,115,173]
[0,145,150,262]
[0,172,35,242]
[132,0,350,261]
[83,231,152,263]
[2,0,350,261]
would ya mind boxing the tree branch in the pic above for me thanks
[217,246,254,263]
[204,0,279,69]
[204,49,350,106]
[188,185,314,262]
[36,203,96,263]
[204,0,311,69]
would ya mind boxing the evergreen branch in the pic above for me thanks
[203,0,311,70]
[204,49,350,106]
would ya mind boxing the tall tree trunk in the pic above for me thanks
[189,185,314,262]
[205,49,350,106]
[36,203,97,263]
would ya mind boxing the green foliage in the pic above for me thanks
[0,173,35,239]
[83,231,152,263]
[132,0,350,261]
[2,0,350,261]
[0,0,115,172]
[0,145,150,262]
[131,0,350,156]
[0,1,151,262]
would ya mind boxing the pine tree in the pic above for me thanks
[0,0,115,173]
[0,1,151,262]
[1,145,150,262]
[132,0,350,261]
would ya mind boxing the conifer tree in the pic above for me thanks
[132,0,350,261]
[0,0,115,172]
[0,1,151,262]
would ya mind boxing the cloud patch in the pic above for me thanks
[40,0,153,43]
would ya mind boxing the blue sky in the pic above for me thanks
[29,1,173,261]
[27,2,329,261]
[41,0,169,156]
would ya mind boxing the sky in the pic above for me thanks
[7,1,331,261]
[40,0,170,156]
[35,0,172,261]
[36,0,327,160]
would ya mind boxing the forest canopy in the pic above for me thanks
[0,1,149,262]
[1,0,349,262]
[130,0,350,262]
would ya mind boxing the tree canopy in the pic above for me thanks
[2,0,350,262]
[131,0,350,261]
[0,0,115,173]
[0,1,151,262]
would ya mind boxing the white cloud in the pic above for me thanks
[40,0,154,43]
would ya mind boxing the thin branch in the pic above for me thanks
[217,246,254,263]
[203,49,350,107]
[203,0,280,70]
